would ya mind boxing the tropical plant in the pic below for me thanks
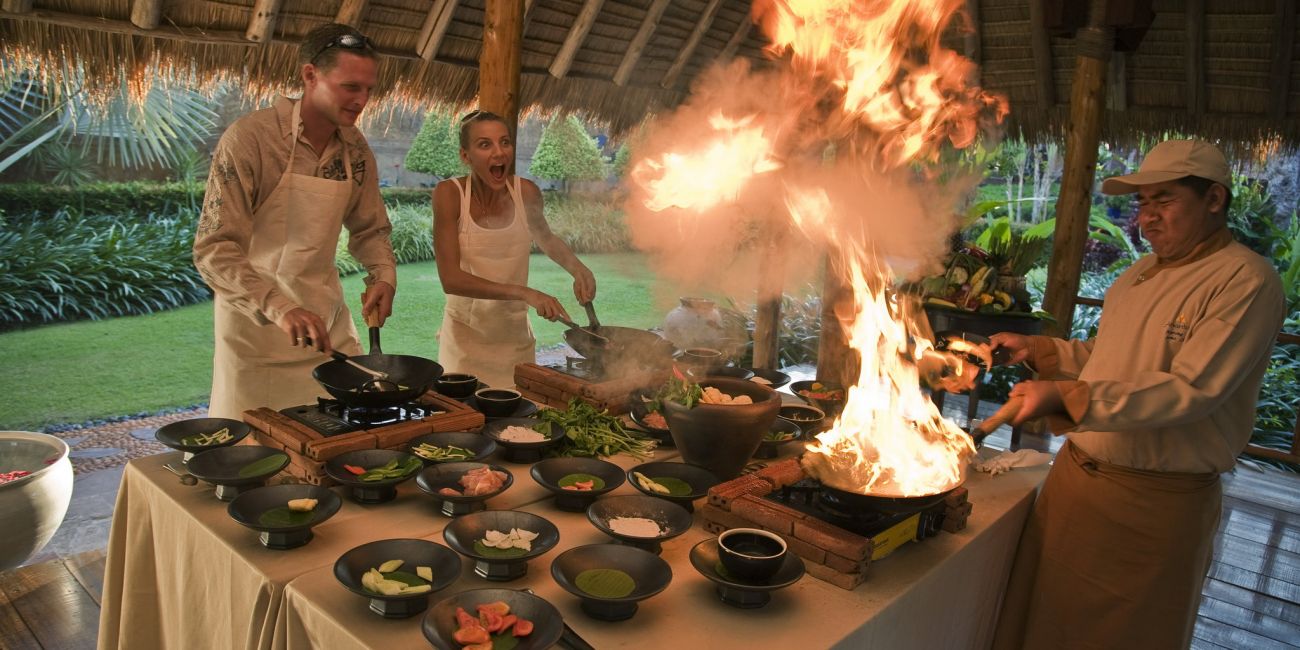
[404,109,464,178]
[529,115,606,191]
[37,141,97,186]
[539,193,630,253]
[612,141,633,178]
[335,202,435,275]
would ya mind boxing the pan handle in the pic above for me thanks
[362,293,383,355]
[581,301,601,329]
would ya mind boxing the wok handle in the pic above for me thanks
[362,293,382,354]
[581,301,601,329]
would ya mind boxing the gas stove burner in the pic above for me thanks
[279,398,436,437]
[764,479,948,540]
[543,354,607,381]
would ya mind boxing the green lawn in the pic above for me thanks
[0,253,667,431]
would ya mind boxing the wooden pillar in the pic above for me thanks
[1042,0,1112,338]
[481,0,524,157]
[1028,0,1056,111]
[130,0,163,30]
[816,253,856,388]
[245,0,283,43]
[752,226,787,370]
[1268,0,1297,120]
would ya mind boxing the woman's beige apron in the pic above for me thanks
[209,102,362,419]
[437,175,535,387]
[992,441,1221,650]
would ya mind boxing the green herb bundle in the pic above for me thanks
[649,375,704,410]
[537,399,657,460]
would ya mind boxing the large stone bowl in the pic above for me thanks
[662,378,780,479]
[0,431,74,571]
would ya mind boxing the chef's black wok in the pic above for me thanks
[564,325,676,371]
[313,327,443,407]
[820,482,956,515]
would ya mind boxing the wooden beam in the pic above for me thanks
[719,16,752,61]
[963,0,982,66]
[1106,51,1126,111]
[334,0,369,28]
[660,0,722,88]
[613,0,671,86]
[1268,0,1297,120]
[416,0,460,61]
[1185,0,1206,116]
[481,0,524,167]
[1028,0,1056,111]
[1043,0,1111,337]
[1,0,34,12]
[244,0,282,44]
[129,0,162,30]
[549,0,604,79]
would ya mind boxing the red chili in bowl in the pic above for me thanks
[0,470,33,484]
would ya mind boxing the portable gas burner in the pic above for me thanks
[765,479,950,561]
[280,397,442,437]
[543,355,606,382]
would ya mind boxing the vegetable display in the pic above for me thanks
[537,399,656,460]
[412,443,474,462]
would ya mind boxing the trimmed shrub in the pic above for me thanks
[529,116,606,188]
[539,192,630,253]
[405,109,465,178]
[0,181,432,217]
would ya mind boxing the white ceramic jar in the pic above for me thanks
[0,431,74,571]
[662,297,725,350]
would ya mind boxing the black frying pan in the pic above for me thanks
[565,325,676,370]
[820,482,957,515]
[312,326,443,407]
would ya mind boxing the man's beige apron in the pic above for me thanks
[209,102,362,419]
[437,176,535,388]
[992,441,1221,650]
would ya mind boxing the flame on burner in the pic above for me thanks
[625,0,1002,496]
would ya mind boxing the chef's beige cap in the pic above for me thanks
[1100,139,1231,195]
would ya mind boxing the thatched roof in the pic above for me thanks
[2,0,1299,142]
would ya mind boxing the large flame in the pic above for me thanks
[626,0,1003,497]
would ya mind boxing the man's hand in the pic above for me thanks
[990,332,1033,366]
[571,265,596,305]
[361,281,395,326]
[278,308,330,354]
[1009,380,1064,426]
[523,288,571,322]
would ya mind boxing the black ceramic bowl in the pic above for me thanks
[626,389,672,446]
[776,403,827,437]
[414,462,513,517]
[530,457,626,512]
[586,494,693,555]
[473,388,523,418]
[185,445,290,501]
[689,537,805,608]
[625,461,720,513]
[755,418,803,460]
[435,373,480,399]
[551,544,673,621]
[422,588,563,650]
[480,418,566,463]
[155,417,251,460]
[746,367,792,390]
[790,380,847,418]
[442,510,560,581]
[464,394,539,419]
[227,484,342,550]
[704,366,755,381]
[718,528,788,582]
[661,377,781,479]
[409,431,497,465]
[334,538,463,619]
[324,449,422,504]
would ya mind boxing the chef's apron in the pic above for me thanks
[437,175,535,387]
[208,101,363,419]
[992,441,1221,650]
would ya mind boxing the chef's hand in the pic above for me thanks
[523,288,571,322]
[1008,380,1063,426]
[989,332,1032,366]
[571,265,596,305]
[278,308,331,354]
[361,281,395,327]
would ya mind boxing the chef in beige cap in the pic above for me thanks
[989,140,1285,649]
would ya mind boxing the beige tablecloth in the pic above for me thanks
[274,450,1046,650]
[97,449,672,650]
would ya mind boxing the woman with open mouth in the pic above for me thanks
[431,110,597,387]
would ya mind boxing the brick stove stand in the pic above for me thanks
[701,458,972,590]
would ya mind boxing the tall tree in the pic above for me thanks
[528,115,605,192]
[404,109,465,179]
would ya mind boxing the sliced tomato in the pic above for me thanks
[513,618,534,636]
[343,464,366,476]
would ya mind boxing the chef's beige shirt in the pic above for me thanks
[193,96,397,326]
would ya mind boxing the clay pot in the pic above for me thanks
[661,378,780,479]
[0,432,73,571]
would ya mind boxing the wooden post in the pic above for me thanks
[1042,0,1112,337]
[752,226,787,370]
[963,0,982,70]
[1269,0,1297,120]
[1185,0,1206,116]
[481,0,524,158]
[549,0,604,78]
[334,0,370,28]
[130,0,163,30]
[815,254,856,388]
[615,0,671,86]
[1106,52,1127,111]
[1028,0,1056,111]
[245,0,283,43]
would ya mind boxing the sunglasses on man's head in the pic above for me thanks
[310,33,375,64]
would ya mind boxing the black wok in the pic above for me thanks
[564,325,676,371]
[313,327,443,408]
[820,482,957,515]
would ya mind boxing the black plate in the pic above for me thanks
[464,395,539,419]
[334,538,462,619]
[551,544,672,621]
[324,449,422,504]
[155,417,251,459]
[480,418,566,463]
[625,461,719,512]
[755,418,803,460]
[185,445,290,501]
[746,367,792,390]
[442,510,560,581]
[408,432,497,465]
[415,462,513,517]
[530,457,626,512]
[586,494,693,555]
[689,538,805,608]
[227,484,342,550]
[789,380,846,417]
[702,366,755,381]
[422,588,563,650]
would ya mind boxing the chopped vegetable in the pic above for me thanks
[237,453,287,478]
[557,472,604,491]
[361,560,432,596]
[180,427,233,447]
[536,399,657,460]
[631,471,670,495]
[412,443,474,462]
[343,464,366,476]
[453,602,533,648]
[356,457,422,482]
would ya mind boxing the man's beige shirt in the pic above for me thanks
[193,97,396,326]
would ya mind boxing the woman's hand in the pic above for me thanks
[523,288,572,322]
[989,332,1032,366]
[571,264,596,305]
